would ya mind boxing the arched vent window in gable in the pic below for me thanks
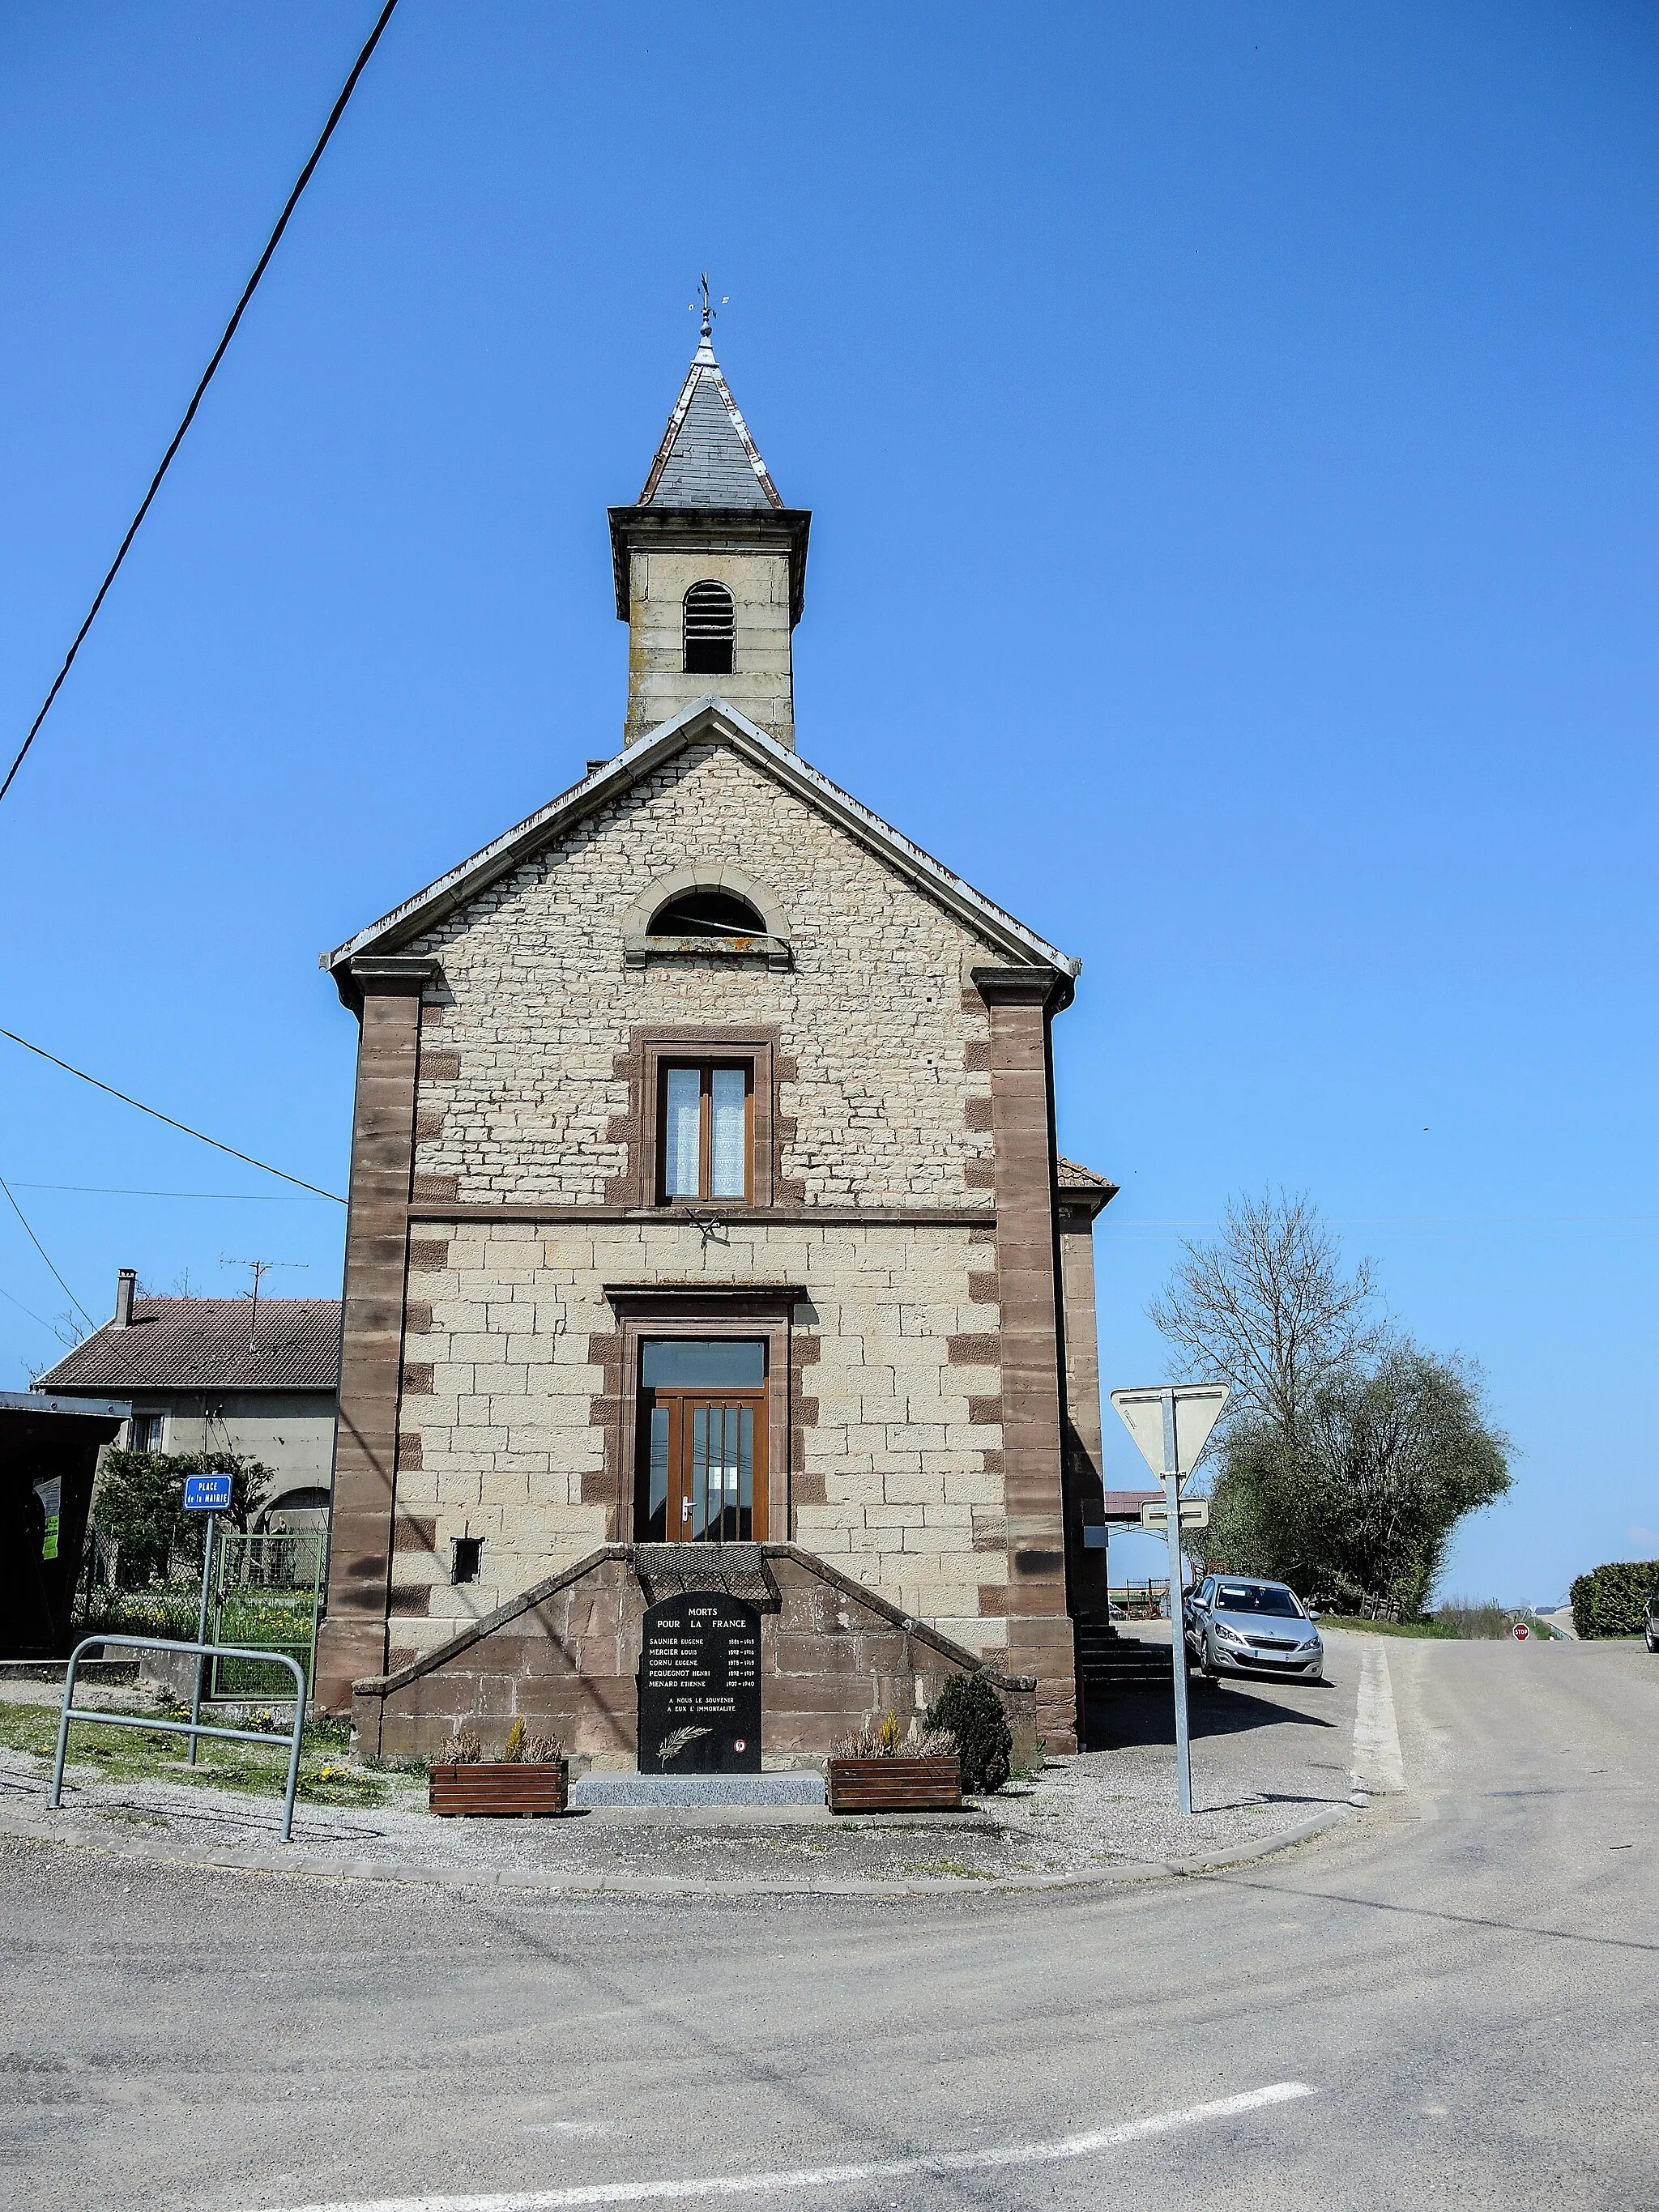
[648,889,767,940]
[683,580,736,676]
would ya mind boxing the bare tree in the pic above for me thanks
[1148,1189,1387,1436]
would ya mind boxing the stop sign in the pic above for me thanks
[1512,1621,1531,1641]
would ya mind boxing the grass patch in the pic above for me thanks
[1319,1616,1458,1639]
[903,1857,997,1879]
[0,1699,395,1808]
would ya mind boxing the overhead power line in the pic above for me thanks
[0,1173,96,1331]
[0,0,403,812]
[0,1028,345,1204]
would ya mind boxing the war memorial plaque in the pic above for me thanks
[638,1593,762,1772]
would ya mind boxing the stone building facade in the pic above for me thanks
[316,318,1116,1762]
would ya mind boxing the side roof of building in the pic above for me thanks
[34,1298,342,1396]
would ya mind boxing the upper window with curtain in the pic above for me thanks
[659,1060,753,1203]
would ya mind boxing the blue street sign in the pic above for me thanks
[182,1473,233,1513]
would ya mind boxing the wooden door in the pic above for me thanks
[640,1391,768,1542]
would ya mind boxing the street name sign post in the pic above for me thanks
[1140,1497,1211,1532]
[1110,1383,1229,1816]
[181,1473,233,1765]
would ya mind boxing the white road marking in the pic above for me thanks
[1351,1641,1405,1796]
[249,2082,1315,2211]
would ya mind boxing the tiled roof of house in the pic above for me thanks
[34,1299,341,1396]
[638,326,783,511]
[1057,1156,1117,1191]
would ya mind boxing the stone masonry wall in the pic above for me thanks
[388,1219,1006,1669]
[624,549,795,748]
[406,743,996,1208]
[355,1545,1036,1769]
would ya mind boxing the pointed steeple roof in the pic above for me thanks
[638,304,783,510]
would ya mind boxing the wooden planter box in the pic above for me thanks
[429,1761,567,1818]
[826,1754,962,1814]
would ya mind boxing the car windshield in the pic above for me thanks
[1213,1583,1303,1617]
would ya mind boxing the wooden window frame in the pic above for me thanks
[637,1382,771,1543]
[602,1289,804,1546]
[611,1030,789,1212]
[656,1059,755,1206]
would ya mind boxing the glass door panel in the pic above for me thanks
[636,1389,767,1542]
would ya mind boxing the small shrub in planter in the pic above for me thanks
[429,1723,567,1817]
[923,1672,1013,1795]
[825,1709,961,1813]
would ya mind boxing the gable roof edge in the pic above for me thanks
[320,697,1080,982]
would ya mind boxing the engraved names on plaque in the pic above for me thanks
[638,1593,762,1773]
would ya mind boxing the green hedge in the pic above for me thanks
[1569,1559,1659,1639]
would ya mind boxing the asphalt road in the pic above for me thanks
[3,1637,1654,2212]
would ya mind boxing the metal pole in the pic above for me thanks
[48,1641,82,1809]
[188,1511,215,1766]
[1162,1389,1193,1817]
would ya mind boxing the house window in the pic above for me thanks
[683,581,735,675]
[451,1536,482,1584]
[659,1062,752,1202]
[131,1413,165,1453]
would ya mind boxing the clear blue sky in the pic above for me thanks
[3,2,1655,1605]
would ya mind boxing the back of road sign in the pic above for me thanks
[182,1473,232,1512]
[1141,1498,1211,1532]
[1110,1384,1230,1479]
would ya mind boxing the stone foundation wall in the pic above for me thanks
[352,1544,1037,1769]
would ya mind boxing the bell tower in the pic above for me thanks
[608,290,810,749]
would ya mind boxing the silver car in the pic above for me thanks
[1185,1575,1324,1683]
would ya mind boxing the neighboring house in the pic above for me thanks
[317,313,1120,1763]
[34,1271,341,1531]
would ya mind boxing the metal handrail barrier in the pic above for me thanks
[49,1634,307,1843]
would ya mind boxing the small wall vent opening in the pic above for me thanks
[451,1536,483,1585]
[683,580,735,675]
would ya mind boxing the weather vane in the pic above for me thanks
[688,271,729,343]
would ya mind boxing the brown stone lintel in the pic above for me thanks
[602,1282,807,1317]
[402,1204,998,1228]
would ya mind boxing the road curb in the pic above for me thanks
[0,1785,1358,1902]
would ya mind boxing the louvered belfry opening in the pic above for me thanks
[683,580,736,675]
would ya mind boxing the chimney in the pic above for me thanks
[114,1268,137,1328]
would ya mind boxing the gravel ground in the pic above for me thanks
[0,1629,1367,1890]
